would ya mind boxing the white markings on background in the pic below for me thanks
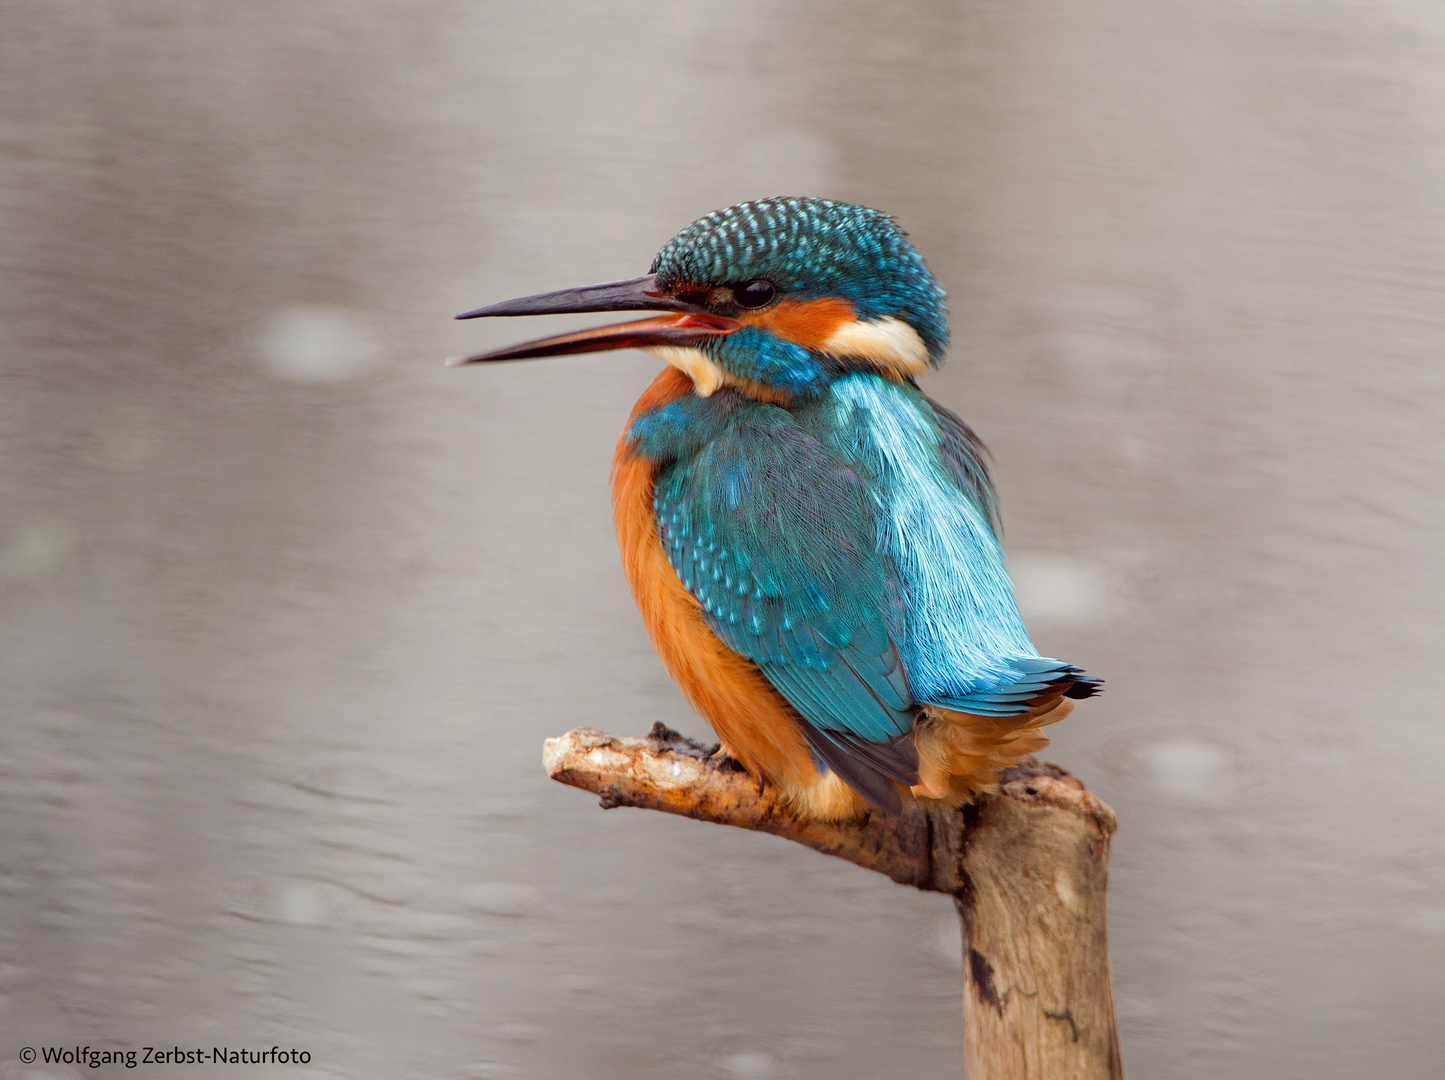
[1116,995,1161,1021]
[228,877,337,925]
[258,305,379,382]
[722,1052,778,1079]
[275,879,332,926]
[555,973,598,992]
[1138,738,1233,806]
[5,520,77,582]
[462,1063,519,1080]
[1010,553,1115,628]
[460,882,540,917]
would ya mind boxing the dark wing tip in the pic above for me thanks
[796,721,917,815]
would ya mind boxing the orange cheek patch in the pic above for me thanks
[741,298,856,351]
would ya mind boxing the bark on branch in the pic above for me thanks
[543,723,1124,1080]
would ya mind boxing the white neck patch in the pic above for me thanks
[645,345,725,397]
[819,316,930,379]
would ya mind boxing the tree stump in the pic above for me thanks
[543,724,1123,1079]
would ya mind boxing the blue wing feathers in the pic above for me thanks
[644,378,1099,808]
[799,375,1085,706]
[655,404,918,758]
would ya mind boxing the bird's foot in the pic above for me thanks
[705,743,751,776]
[643,722,713,761]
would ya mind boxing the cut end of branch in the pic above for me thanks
[998,760,1118,838]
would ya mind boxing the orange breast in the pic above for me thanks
[610,367,819,791]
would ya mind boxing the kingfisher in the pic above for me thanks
[454,197,1099,821]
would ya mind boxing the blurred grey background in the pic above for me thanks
[2,1,1442,1078]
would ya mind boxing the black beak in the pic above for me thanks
[450,274,738,366]
[456,274,694,319]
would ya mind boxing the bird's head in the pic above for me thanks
[453,197,948,402]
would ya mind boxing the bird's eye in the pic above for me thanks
[734,279,777,308]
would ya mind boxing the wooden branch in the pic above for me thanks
[544,723,1123,1080]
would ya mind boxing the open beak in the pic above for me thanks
[449,274,738,366]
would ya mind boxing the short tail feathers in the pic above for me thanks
[1064,676,1104,700]
[781,658,1102,819]
[910,697,1074,803]
[929,657,1103,718]
[902,659,1101,803]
